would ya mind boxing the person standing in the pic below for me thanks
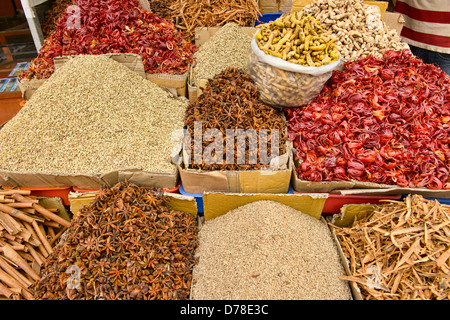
[393,0,450,75]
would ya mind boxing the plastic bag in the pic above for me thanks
[248,39,340,107]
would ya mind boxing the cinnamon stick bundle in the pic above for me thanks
[0,189,71,299]
[333,194,450,300]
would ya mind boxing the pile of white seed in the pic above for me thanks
[191,201,353,300]
[192,23,252,86]
[0,55,187,175]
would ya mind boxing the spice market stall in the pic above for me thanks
[0,0,448,301]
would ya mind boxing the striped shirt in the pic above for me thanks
[394,0,450,54]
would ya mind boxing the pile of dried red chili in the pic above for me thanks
[285,49,450,190]
[20,0,197,80]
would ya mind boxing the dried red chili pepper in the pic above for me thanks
[286,49,450,190]
[19,0,197,80]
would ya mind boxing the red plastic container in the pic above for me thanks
[293,190,402,213]
[5,186,74,206]
[72,187,100,193]
[162,184,180,193]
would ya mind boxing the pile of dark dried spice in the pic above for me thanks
[33,182,199,300]
[184,67,287,171]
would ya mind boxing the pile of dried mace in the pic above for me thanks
[33,182,199,300]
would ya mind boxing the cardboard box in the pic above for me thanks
[178,141,293,194]
[0,167,179,191]
[259,0,293,14]
[179,162,292,195]
[19,53,189,100]
[291,154,450,199]
[202,191,327,221]
[382,11,405,35]
[68,190,198,217]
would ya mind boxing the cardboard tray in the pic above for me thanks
[68,190,198,217]
[19,53,189,100]
[178,140,293,194]
[291,155,450,199]
[0,167,179,191]
[202,190,327,221]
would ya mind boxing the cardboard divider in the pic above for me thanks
[179,159,292,195]
[0,167,179,191]
[291,152,450,199]
[19,53,190,100]
[68,190,197,217]
[202,191,328,221]
[329,223,364,300]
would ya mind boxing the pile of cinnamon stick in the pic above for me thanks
[0,189,71,300]
[333,194,450,300]
[169,0,261,41]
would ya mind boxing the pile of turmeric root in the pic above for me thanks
[255,12,339,67]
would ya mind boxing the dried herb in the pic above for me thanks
[0,189,70,300]
[192,23,252,86]
[1,55,186,176]
[34,181,199,300]
[286,49,450,189]
[185,67,287,171]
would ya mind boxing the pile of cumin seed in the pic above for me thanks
[190,200,352,300]
[0,55,187,175]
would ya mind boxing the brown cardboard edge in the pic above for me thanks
[179,157,292,194]
[68,190,197,218]
[291,151,450,198]
[328,203,377,228]
[203,192,328,221]
[117,170,179,189]
[0,167,179,190]
[329,223,364,300]
[54,53,147,79]
[194,26,257,47]
[163,192,198,217]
